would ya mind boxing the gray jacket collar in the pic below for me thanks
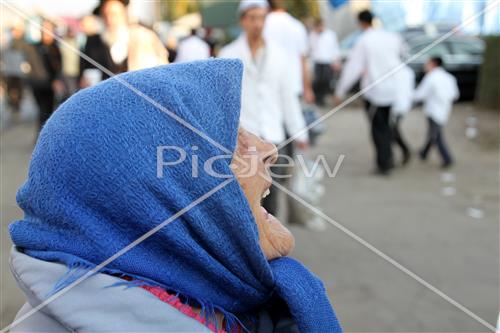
[9,247,211,332]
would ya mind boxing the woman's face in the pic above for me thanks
[231,128,295,260]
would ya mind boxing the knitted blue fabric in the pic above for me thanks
[9,59,342,333]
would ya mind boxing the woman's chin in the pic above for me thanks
[259,206,295,259]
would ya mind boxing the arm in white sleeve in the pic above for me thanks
[203,43,211,59]
[298,25,314,98]
[335,41,365,99]
[298,24,309,57]
[399,35,410,60]
[451,77,460,101]
[176,44,185,62]
[413,75,431,102]
[280,68,309,143]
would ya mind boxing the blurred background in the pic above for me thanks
[1,0,499,332]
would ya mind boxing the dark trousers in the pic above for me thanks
[421,117,453,165]
[263,144,294,217]
[312,63,333,106]
[391,116,410,161]
[365,100,393,172]
[6,76,23,113]
[33,88,55,131]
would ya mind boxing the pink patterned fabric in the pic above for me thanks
[141,285,231,333]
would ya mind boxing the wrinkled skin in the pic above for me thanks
[231,128,295,260]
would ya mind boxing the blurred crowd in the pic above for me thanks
[2,0,169,131]
[1,0,463,229]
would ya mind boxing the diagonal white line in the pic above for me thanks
[1,178,234,333]
[0,0,234,156]
[277,0,500,151]
[273,182,497,332]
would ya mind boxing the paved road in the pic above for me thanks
[1,102,498,331]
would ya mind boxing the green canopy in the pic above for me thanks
[200,1,239,28]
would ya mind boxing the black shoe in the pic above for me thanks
[441,161,454,169]
[402,152,411,166]
[419,150,427,161]
[388,160,395,169]
[373,168,391,176]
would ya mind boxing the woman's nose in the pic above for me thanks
[261,140,278,166]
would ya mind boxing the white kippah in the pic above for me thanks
[238,0,269,16]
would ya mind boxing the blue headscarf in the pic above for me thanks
[10,59,341,332]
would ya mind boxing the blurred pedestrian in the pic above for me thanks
[203,27,218,57]
[175,28,210,63]
[4,20,28,115]
[165,34,178,63]
[80,14,101,40]
[335,10,406,176]
[219,0,309,219]
[309,18,341,107]
[80,0,167,87]
[264,0,315,104]
[32,19,63,131]
[60,25,80,97]
[415,57,459,169]
[391,65,414,166]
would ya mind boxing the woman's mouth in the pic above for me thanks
[260,186,273,222]
[260,206,270,221]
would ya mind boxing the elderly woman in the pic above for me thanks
[9,60,342,333]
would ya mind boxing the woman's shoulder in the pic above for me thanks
[9,248,212,332]
[10,302,70,333]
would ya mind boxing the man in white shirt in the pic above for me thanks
[175,29,210,63]
[264,0,315,104]
[335,10,406,175]
[414,57,459,168]
[309,18,341,106]
[219,0,309,217]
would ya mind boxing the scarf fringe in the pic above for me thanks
[46,258,250,333]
